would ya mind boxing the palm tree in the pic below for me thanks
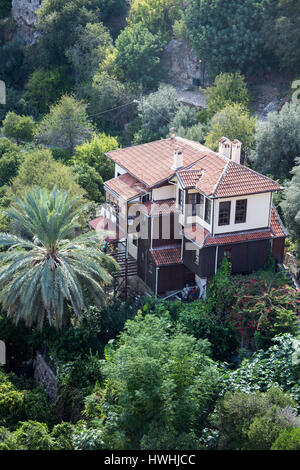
[0,186,118,329]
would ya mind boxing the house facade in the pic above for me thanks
[90,136,286,297]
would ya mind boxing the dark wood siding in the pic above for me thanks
[158,264,194,294]
[272,237,285,264]
[217,239,271,274]
[182,239,216,278]
[152,213,181,248]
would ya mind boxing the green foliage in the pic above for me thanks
[128,0,183,39]
[0,0,11,18]
[78,71,135,134]
[71,163,104,202]
[36,0,102,64]
[222,335,300,406]
[229,280,299,350]
[72,133,117,182]
[24,67,73,116]
[50,422,75,450]
[176,303,238,362]
[10,148,85,199]
[115,23,165,90]
[205,103,256,152]
[250,102,300,180]
[134,84,179,143]
[263,0,300,73]
[271,427,300,450]
[66,22,112,82]
[14,421,54,450]
[98,314,221,450]
[0,39,27,87]
[0,137,22,187]
[215,388,298,450]
[0,186,118,329]
[205,73,250,117]
[281,157,300,251]
[0,370,50,428]
[2,112,35,143]
[184,0,266,77]
[170,105,197,130]
[35,95,94,154]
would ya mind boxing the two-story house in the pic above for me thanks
[90,136,286,297]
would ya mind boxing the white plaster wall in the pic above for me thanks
[152,184,176,201]
[213,192,272,235]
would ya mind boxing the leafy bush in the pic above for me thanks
[14,421,54,450]
[2,112,35,143]
[271,427,300,450]
[215,388,298,450]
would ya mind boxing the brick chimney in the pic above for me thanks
[218,137,232,159]
[172,147,183,170]
[231,139,242,164]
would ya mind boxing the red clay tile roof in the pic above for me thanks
[106,137,213,188]
[270,206,286,238]
[139,199,178,216]
[183,206,286,248]
[178,169,203,189]
[105,173,148,201]
[213,161,281,198]
[150,246,182,266]
[106,137,281,198]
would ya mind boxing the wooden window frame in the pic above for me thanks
[204,198,212,224]
[218,201,231,226]
[235,199,247,224]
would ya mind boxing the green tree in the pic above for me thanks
[134,84,180,143]
[281,158,300,252]
[205,72,250,117]
[72,133,118,182]
[36,0,101,64]
[10,149,85,200]
[71,163,104,202]
[2,112,35,143]
[0,138,22,187]
[128,0,183,38]
[250,102,300,180]
[0,186,118,329]
[205,103,256,152]
[0,39,27,88]
[66,22,112,82]
[24,67,73,116]
[77,71,135,134]
[97,313,221,450]
[184,0,266,77]
[263,0,300,73]
[115,23,165,89]
[35,95,94,154]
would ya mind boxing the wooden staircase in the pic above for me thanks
[111,250,138,279]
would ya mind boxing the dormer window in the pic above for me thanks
[218,201,231,226]
[235,199,247,224]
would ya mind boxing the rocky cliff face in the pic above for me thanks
[161,39,210,88]
[12,0,42,44]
